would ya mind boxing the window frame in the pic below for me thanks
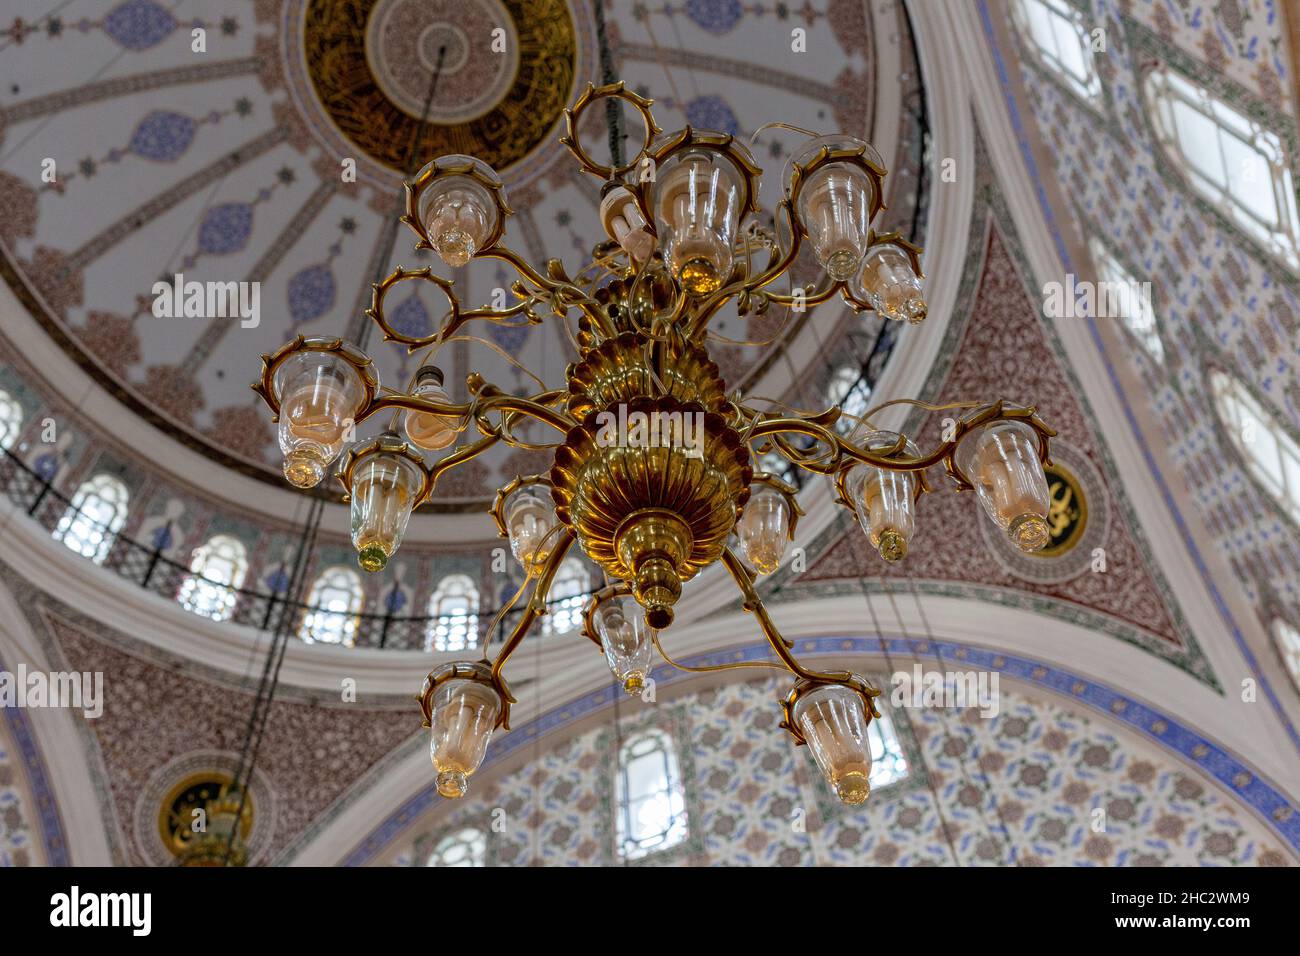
[300,565,364,646]
[1211,369,1300,525]
[1087,237,1164,363]
[426,573,481,652]
[542,557,589,636]
[614,726,689,862]
[424,826,487,867]
[53,473,130,565]
[1011,0,1103,103]
[0,388,23,451]
[177,534,249,622]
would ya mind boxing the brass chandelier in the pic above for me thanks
[251,83,1058,807]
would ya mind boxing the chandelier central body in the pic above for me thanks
[251,82,1060,807]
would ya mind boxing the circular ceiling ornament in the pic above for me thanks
[303,0,575,174]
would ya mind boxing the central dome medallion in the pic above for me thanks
[303,0,577,173]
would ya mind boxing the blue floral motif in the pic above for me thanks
[129,111,197,162]
[685,0,743,36]
[197,203,253,255]
[287,264,336,325]
[104,0,177,50]
[264,566,290,593]
[389,293,431,341]
[384,585,408,613]
[489,320,529,352]
[685,94,740,137]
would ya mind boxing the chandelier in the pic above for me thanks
[251,83,1057,807]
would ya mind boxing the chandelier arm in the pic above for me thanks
[720,548,854,683]
[425,432,502,493]
[475,245,618,339]
[489,529,576,700]
[761,278,843,308]
[651,629,791,674]
[472,392,577,436]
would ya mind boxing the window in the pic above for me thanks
[1145,67,1300,267]
[0,388,22,451]
[1274,620,1300,692]
[866,709,909,790]
[1088,238,1163,362]
[1212,370,1300,522]
[53,473,129,564]
[425,827,486,867]
[543,557,589,635]
[1012,0,1101,101]
[828,366,872,436]
[426,574,480,652]
[300,565,364,645]
[178,534,249,622]
[615,728,687,860]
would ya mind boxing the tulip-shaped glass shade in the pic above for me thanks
[846,431,919,562]
[737,484,792,574]
[855,242,926,323]
[793,137,878,281]
[274,351,366,489]
[654,148,743,296]
[415,155,502,267]
[349,448,424,572]
[403,366,463,451]
[429,678,502,799]
[595,597,655,694]
[505,483,558,570]
[793,683,873,805]
[954,420,1051,552]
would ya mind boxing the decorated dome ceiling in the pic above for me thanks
[0,0,924,510]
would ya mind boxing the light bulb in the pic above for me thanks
[847,431,919,562]
[595,597,654,694]
[505,483,557,570]
[415,156,502,268]
[793,683,873,805]
[403,366,462,451]
[429,678,501,799]
[737,484,792,574]
[654,149,742,296]
[600,184,655,262]
[349,443,424,572]
[856,243,926,323]
[954,419,1051,552]
[275,351,365,488]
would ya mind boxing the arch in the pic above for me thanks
[53,473,130,564]
[424,827,486,867]
[615,727,688,861]
[1211,369,1300,524]
[177,534,250,622]
[300,566,364,646]
[0,387,23,451]
[542,557,589,636]
[425,574,481,652]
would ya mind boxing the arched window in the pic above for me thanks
[1274,620,1300,692]
[426,574,480,652]
[1012,0,1101,101]
[300,565,363,645]
[178,534,249,622]
[53,473,129,564]
[1212,371,1300,523]
[1088,238,1163,363]
[0,388,22,451]
[616,728,687,861]
[543,557,589,635]
[828,366,872,436]
[425,827,486,867]
[866,709,909,790]
[1145,67,1300,267]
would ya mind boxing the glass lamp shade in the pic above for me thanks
[855,243,926,323]
[846,431,920,562]
[594,597,654,694]
[403,366,462,451]
[349,448,424,572]
[429,678,502,799]
[653,148,743,297]
[954,419,1051,552]
[505,483,558,570]
[793,683,873,805]
[274,351,366,489]
[415,155,501,268]
[737,484,792,574]
[792,137,878,281]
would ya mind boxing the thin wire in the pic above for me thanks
[651,631,789,674]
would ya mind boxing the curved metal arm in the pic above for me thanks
[489,530,576,724]
[720,547,854,684]
[476,244,618,340]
